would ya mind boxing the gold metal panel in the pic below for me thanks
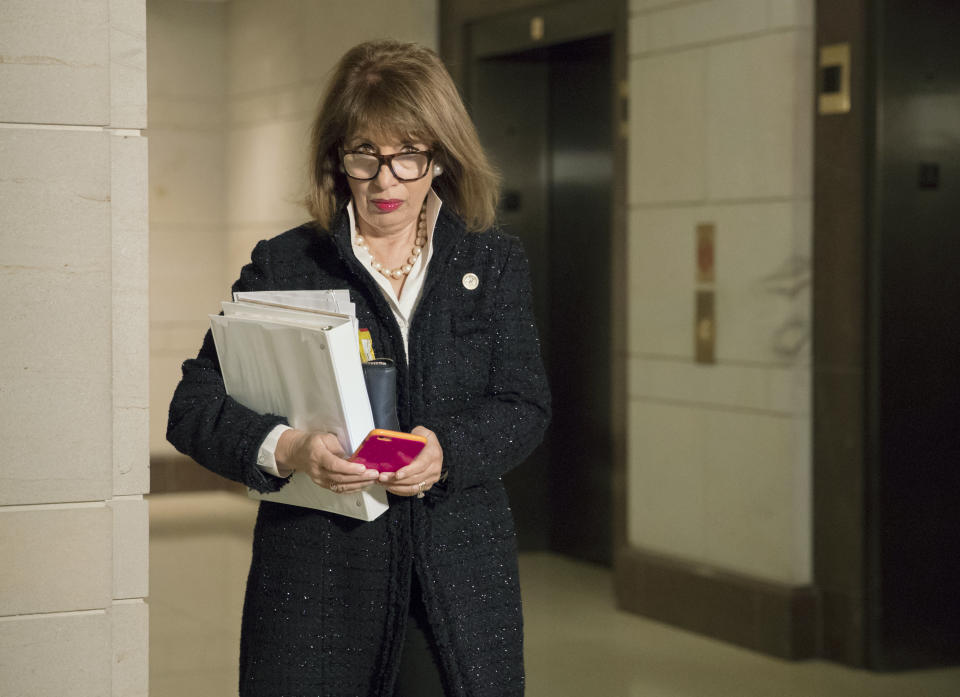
[695,290,716,364]
[530,16,545,41]
[819,43,851,115]
[696,223,715,284]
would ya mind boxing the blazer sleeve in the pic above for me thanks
[427,236,551,497]
[165,239,291,493]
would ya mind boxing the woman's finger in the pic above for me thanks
[324,456,373,477]
[384,426,442,484]
[384,477,435,498]
[329,480,375,494]
[307,470,378,490]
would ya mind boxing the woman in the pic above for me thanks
[167,40,550,697]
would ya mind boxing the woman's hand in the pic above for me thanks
[275,429,380,494]
[378,426,444,498]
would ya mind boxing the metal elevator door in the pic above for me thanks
[868,0,960,669]
[469,35,614,565]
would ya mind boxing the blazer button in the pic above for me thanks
[462,272,479,290]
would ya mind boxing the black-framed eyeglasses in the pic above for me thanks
[341,149,434,182]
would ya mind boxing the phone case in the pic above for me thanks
[349,429,427,473]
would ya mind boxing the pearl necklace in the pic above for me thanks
[354,205,427,281]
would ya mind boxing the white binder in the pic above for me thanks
[209,297,388,522]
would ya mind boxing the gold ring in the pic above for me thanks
[416,481,425,499]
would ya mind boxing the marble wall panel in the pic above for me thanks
[112,134,150,495]
[225,0,303,96]
[625,0,815,588]
[701,409,808,583]
[767,0,814,29]
[146,0,226,101]
[150,493,257,685]
[0,610,110,697]
[1,1,147,692]
[628,48,707,205]
[0,505,112,615]
[0,345,111,505]
[0,0,110,125]
[628,201,810,364]
[627,206,698,357]
[632,0,814,32]
[629,14,653,55]
[630,356,809,415]
[225,120,312,227]
[151,318,214,358]
[149,232,226,458]
[628,400,706,559]
[110,497,149,600]
[0,129,113,505]
[148,129,226,226]
[791,413,812,578]
[150,533,249,673]
[628,400,810,584]
[149,352,181,456]
[149,222,227,322]
[110,0,147,128]
[791,33,815,200]
[709,203,810,364]
[705,31,810,200]
[631,0,688,11]
[640,0,767,54]
[116,406,152,493]
[229,85,320,127]
[710,202,810,364]
[0,129,111,265]
[225,222,303,291]
[148,97,225,131]
[110,600,149,697]
[226,0,437,97]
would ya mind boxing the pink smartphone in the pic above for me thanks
[349,429,427,473]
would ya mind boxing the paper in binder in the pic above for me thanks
[209,294,388,521]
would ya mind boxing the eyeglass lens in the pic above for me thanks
[343,152,429,181]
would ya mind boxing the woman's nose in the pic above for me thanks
[373,160,399,188]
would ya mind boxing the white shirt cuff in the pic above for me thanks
[256,424,293,477]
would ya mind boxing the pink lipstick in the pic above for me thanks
[373,199,403,212]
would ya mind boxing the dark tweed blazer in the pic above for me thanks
[167,200,551,697]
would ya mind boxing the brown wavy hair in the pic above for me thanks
[304,40,500,232]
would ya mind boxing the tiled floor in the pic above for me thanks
[150,492,960,696]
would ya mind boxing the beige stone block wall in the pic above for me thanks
[626,0,814,585]
[0,0,111,125]
[147,0,230,457]
[0,0,149,695]
[0,611,112,696]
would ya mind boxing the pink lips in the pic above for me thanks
[373,199,403,212]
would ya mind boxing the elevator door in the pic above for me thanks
[470,36,614,564]
[871,0,960,669]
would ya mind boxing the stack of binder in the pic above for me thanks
[209,291,388,521]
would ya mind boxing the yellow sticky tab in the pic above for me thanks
[358,328,375,362]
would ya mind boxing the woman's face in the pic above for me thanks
[344,135,435,239]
